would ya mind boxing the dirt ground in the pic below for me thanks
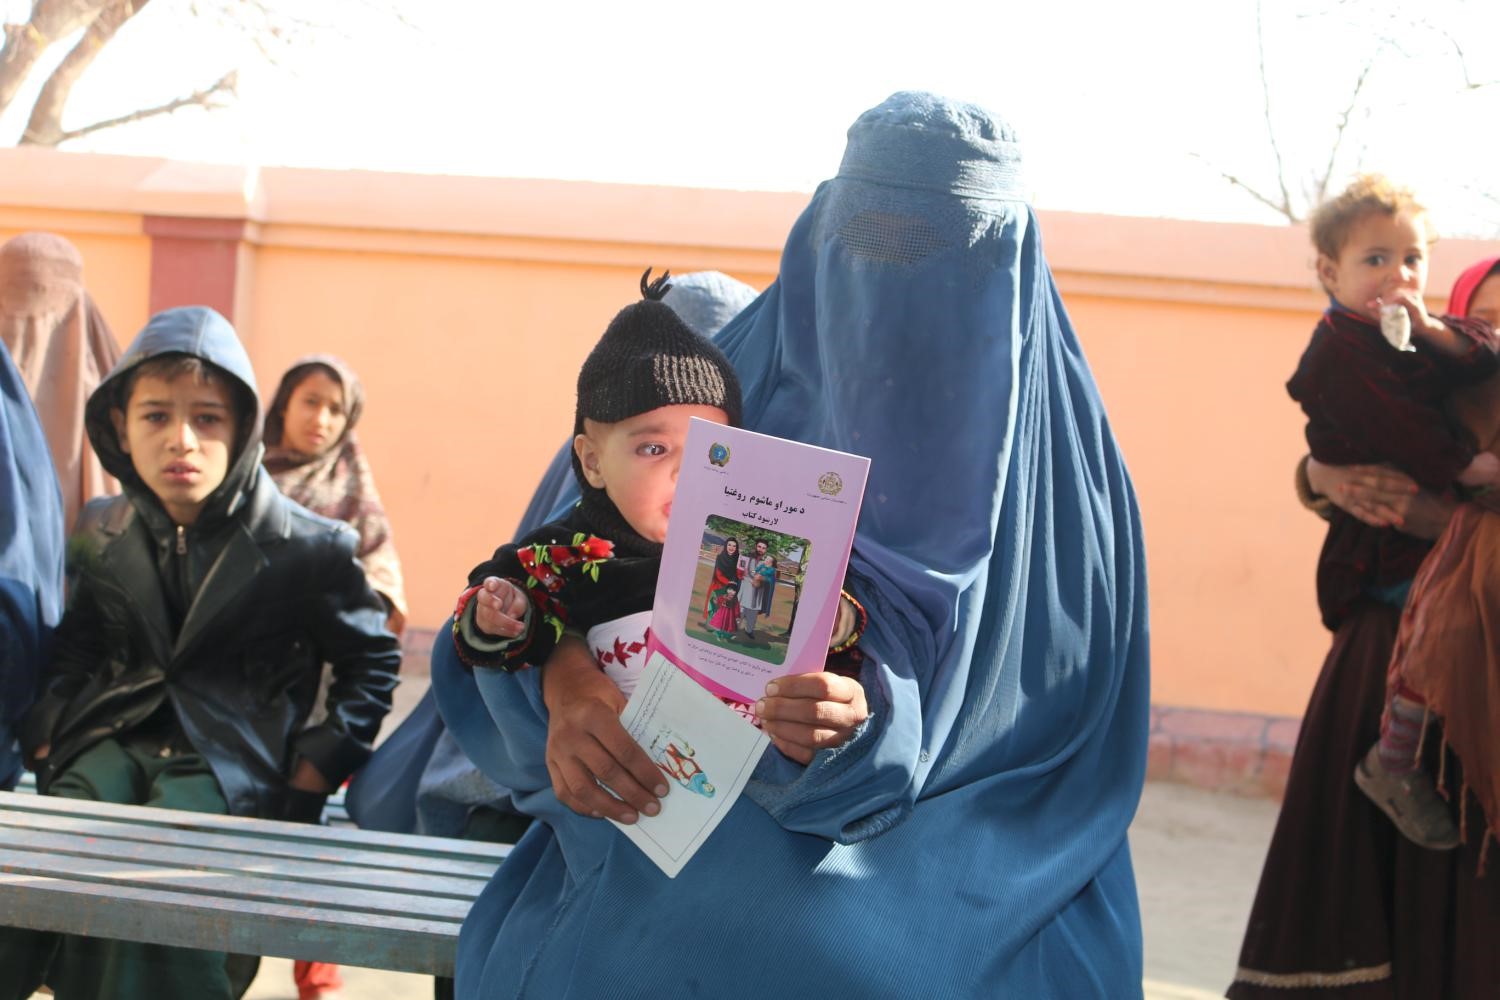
[1134,782,1279,997]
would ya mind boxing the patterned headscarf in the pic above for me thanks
[263,354,406,631]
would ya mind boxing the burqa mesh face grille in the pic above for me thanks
[836,210,950,265]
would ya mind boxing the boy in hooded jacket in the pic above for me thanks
[0,306,401,1000]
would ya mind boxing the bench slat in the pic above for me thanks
[0,791,508,863]
[2,846,475,921]
[0,872,461,976]
[1,824,487,900]
[0,807,502,880]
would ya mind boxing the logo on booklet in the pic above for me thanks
[817,472,844,496]
[708,442,731,467]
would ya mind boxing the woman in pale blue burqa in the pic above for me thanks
[438,91,1151,997]
[0,339,65,790]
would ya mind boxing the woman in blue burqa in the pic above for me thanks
[435,91,1151,998]
[0,338,65,790]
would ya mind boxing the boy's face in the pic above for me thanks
[574,403,730,544]
[1318,210,1431,322]
[112,372,239,526]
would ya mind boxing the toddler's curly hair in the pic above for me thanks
[1310,174,1431,262]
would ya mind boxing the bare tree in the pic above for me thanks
[1193,0,1498,224]
[0,0,404,148]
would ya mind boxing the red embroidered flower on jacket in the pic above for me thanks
[517,548,566,592]
[516,534,616,592]
[578,536,614,561]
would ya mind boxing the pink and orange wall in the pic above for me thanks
[6,148,1494,792]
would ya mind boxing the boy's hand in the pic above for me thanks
[755,673,869,765]
[475,576,529,638]
[288,757,334,794]
[542,635,667,824]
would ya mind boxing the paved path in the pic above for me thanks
[1135,782,1279,997]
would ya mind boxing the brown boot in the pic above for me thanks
[1353,744,1460,850]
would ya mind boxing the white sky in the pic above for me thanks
[3,0,1497,233]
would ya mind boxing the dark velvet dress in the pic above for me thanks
[1230,310,1500,998]
[1286,308,1497,630]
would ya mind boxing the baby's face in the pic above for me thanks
[575,404,730,543]
[1320,210,1431,322]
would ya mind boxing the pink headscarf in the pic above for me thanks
[1447,256,1500,317]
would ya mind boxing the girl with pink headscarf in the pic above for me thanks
[1378,258,1500,865]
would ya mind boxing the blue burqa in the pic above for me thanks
[441,91,1151,998]
[0,340,65,789]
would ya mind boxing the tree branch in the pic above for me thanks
[47,68,237,146]
[20,0,152,146]
[0,0,111,117]
[1433,25,1499,90]
[1189,153,1301,223]
[1312,55,1376,205]
[1254,1,1296,221]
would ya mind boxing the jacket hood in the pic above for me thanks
[84,306,263,529]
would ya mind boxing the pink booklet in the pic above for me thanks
[647,418,871,704]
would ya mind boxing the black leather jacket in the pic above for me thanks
[19,307,400,818]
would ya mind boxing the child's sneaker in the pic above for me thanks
[1353,744,1461,850]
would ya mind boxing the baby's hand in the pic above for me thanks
[1458,451,1500,490]
[1376,288,1445,340]
[474,576,529,638]
[754,672,868,765]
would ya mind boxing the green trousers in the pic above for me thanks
[0,736,240,1000]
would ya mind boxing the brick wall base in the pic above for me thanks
[1149,705,1301,800]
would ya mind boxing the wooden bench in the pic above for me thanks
[0,790,509,976]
